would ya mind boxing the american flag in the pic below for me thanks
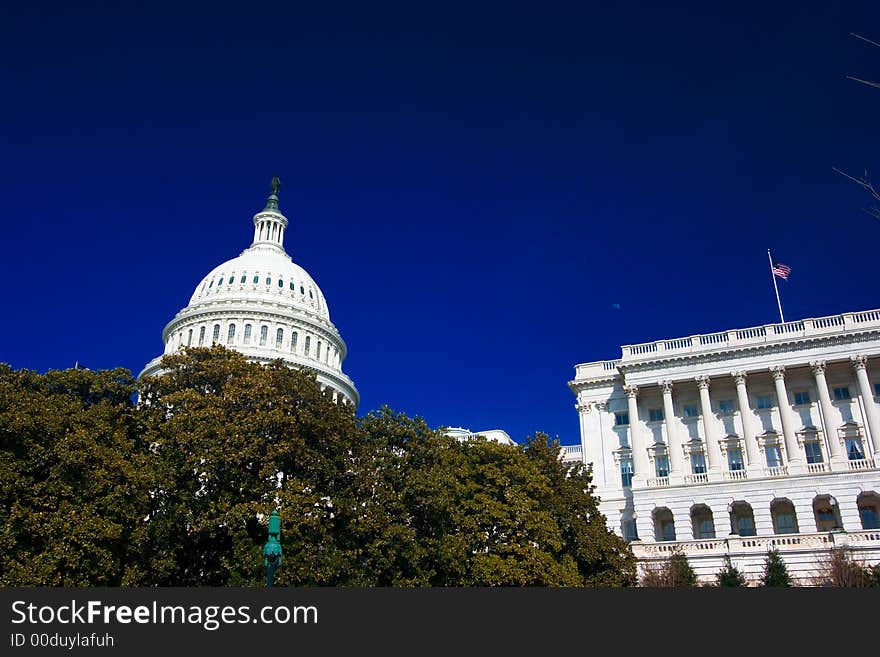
[772,261,792,280]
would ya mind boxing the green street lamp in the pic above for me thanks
[263,510,282,587]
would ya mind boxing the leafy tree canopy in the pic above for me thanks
[0,348,635,587]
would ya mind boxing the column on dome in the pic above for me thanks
[732,371,762,474]
[695,375,722,477]
[624,385,649,486]
[769,366,803,473]
[811,360,846,467]
[660,381,684,483]
[851,355,880,454]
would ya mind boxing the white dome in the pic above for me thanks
[140,181,359,407]
[188,244,330,321]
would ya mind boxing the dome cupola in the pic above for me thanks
[139,177,359,406]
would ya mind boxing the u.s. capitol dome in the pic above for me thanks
[139,178,358,406]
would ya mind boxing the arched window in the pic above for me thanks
[289,281,295,291]
[187,328,193,346]
[209,280,214,288]
[300,285,305,295]
[691,504,715,539]
[276,328,283,349]
[198,326,206,346]
[240,275,246,284]
[316,341,322,361]
[771,498,798,534]
[653,507,676,542]
[290,331,298,352]
[729,501,756,536]
[212,324,220,344]
[305,335,311,356]
[218,277,224,286]
[243,323,252,345]
[253,275,259,284]
[259,326,268,346]
[265,277,271,285]
[857,492,880,530]
[278,279,283,288]
[309,289,313,299]
[227,324,235,344]
[324,346,330,364]
[812,495,842,532]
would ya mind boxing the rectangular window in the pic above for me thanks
[683,404,699,418]
[655,456,669,478]
[775,513,797,534]
[765,445,783,468]
[794,390,811,405]
[756,395,773,410]
[727,447,744,471]
[804,441,823,464]
[648,408,664,422]
[718,400,735,414]
[614,411,629,427]
[874,382,880,397]
[833,386,851,401]
[622,520,638,542]
[845,438,865,461]
[691,452,706,474]
[620,460,634,488]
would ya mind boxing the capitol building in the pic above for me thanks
[567,310,880,583]
[140,179,358,406]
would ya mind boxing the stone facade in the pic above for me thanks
[569,309,880,584]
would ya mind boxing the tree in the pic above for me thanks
[640,548,697,587]
[134,346,361,586]
[834,33,880,219]
[813,547,873,587]
[1,348,637,587]
[354,411,637,586]
[760,548,792,587]
[0,364,151,585]
[716,555,747,587]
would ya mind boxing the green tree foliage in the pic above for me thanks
[640,548,697,587]
[715,556,747,587]
[0,348,636,587]
[0,364,150,585]
[353,410,637,586]
[760,548,792,587]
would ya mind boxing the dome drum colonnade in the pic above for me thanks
[140,178,359,406]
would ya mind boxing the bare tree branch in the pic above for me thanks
[851,32,880,49]
[846,75,880,89]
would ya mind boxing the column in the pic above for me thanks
[577,402,606,489]
[851,355,880,454]
[810,360,846,468]
[695,375,723,478]
[770,365,803,473]
[624,385,649,486]
[732,372,762,474]
[660,380,684,483]
[595,402,616,488]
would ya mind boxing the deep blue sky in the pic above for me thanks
[2,2,879,444]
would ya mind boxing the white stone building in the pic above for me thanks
[140,179,359,406]
[569,309,880,584]
[443,427,518,446]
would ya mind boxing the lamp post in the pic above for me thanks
[263,510,282,587]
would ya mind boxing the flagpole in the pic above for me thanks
[768,249,785,323]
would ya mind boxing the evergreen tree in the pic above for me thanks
[716,555,747,587]
[761,548,792,587]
